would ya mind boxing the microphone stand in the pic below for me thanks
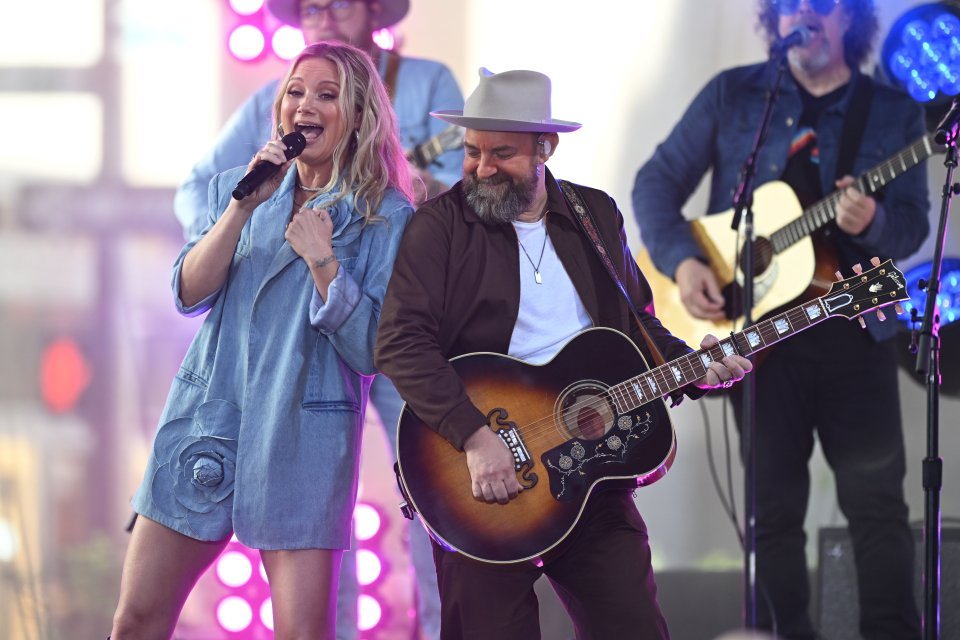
[730,53,789,630]
[915,118,957,640]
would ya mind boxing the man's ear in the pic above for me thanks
[539,133,560,161]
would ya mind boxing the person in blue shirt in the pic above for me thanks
[173,2,461,638]
[632,1,926,638]
[111,42,413,640]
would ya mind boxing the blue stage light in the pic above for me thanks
[882,3,960,104]
[899,257,960,329]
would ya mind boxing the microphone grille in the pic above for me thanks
[281,131,307,159]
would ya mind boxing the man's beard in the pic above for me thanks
[463,162,539,224]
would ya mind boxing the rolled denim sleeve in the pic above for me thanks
[632,75,724,280]
[309,266,361,334]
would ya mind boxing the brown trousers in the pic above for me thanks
[431,490,670,640]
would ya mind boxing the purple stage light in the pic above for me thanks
[216,550,254,588]
[216,595,254,632]
[229,0,266,16]
[357,594,383,632]
[354,502,382,542]
[228,24,266,62]
[272,25,306,60]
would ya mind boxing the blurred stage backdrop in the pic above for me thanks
[1,1,959,638]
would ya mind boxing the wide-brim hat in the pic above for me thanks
[266,0,410,31]
[432,68,581,133]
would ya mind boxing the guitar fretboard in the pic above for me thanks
[770,133,937,254]
[608,298,829,413]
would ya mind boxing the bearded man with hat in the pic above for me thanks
[375,68,752,639]
[170,2,460,639]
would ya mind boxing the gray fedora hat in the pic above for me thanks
[432,68,581,133]
[266,0,410,31]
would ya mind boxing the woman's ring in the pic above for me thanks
[722,379,734,389]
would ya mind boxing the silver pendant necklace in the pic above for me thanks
[518,229,548,284]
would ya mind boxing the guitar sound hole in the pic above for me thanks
[737,236,774,275]
[557,382,615,440]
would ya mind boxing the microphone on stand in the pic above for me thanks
[770,25,812,57]
[232,132,307,200]
[934,97,960,145]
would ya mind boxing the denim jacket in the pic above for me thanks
[632,63,929,341]
[133,165,413,548]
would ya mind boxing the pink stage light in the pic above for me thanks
[216,596,254,632]
[356,548,382,586]
[371,28,396,51]
[229,0,266,15]
[260,598,274,631]
[353,502,381,542]
[228,24,267,61]
[216,550,254,588]
[272,26,306,60]
[357,594,383,631]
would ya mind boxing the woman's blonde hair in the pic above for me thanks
[272,42,413,220]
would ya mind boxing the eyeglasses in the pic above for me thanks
[773,0,840,16]
[300,0,363,23]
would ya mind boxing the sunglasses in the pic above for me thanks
[774,0,840,16]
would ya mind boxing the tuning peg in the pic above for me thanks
[870,257,881,267]
[877,309,886,322]
[834,270,844,280]
[858,317,867,329]
[852,263,863,275]
[895,303,905,315]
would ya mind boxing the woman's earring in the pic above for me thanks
[277,124,285,138]
[354,130,360,143]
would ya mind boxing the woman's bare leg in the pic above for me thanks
[261,548,343,640]
[111,516,229,639]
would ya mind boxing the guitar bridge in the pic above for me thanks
[496,426,531,470]
[488,408,538,490]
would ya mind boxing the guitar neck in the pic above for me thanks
[610,297,832,412]
[771,133,938,253]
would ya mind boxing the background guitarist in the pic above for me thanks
[631,0,929,638]
[170,2,463,638]
[376,68,752,640]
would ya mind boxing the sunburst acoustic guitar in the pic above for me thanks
[395,260,909,564]
[636,133,938,346]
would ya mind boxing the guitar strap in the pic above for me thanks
[557,180,668,371]
[834,73,873,182]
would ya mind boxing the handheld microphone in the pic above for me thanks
[935,97,960,145]
[232,132,307,200]
[770,25,812,56]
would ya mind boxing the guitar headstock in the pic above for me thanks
[437,125,465,152]
[821,258,909,326]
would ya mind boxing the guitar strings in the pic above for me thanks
[421,273,886,464]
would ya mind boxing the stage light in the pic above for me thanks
[260,598,274,631]
[229,0,266,16]
[372,28,396,51]
[353,502,382,542]
[881,3,960,104]
[215,549,254,588]
[272,25,306,60]
[357,594,383,632]
[228,24,267,62]
[216,595,254,633]
[0,518,17,562]
[40,337,91,413]
[898,257,960,328]
[356,548,383,586]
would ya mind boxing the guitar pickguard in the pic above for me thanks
[542,380,656,502]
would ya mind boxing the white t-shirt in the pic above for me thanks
[508,217,593,364]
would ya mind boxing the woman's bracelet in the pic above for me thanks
[313,254,337,269]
